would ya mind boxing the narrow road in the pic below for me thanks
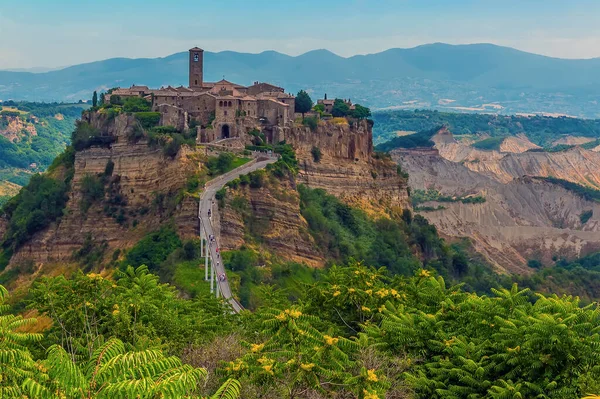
[199,155,278,313]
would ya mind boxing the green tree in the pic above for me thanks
[92,91,98,107]
[0,285,43,399]
[295,90,313,119]
[350,104,371,120]
[313,104,325,114]
[331,99,350,117]
[23,337,242,399]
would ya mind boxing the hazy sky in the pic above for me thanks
[1,0,600,69]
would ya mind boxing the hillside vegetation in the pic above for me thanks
[0,101,85,193]
[2,261,600,398]
[373,109,600,146]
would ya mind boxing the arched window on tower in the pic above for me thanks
[219,101,223,107]
[228,101,232,107]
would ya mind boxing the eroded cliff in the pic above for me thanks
[393,136,600,273]
[8,113,198,271]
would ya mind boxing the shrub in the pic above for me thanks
[134,112,161,129]
[124,225,181,272]
[104,159,115,177]
[163,134,184,158]
[1,174,69,250]
[302,116,318,131]
[216,188,227,208]
[71,121,113,151]
[206,152,235,175]
[311,146,322,162]
[123,97,151,113]
[80,174,105,214]
[331,99,350,117]
[580,210,593,224]
[109,95,123,105]
[249,170,266,188]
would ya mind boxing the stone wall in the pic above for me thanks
[158,104,188,131]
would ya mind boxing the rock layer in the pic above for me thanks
[393,147,600,274]
[9,114,197,269]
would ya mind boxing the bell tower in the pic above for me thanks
[189,47,204,89]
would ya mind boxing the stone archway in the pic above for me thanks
[221,124,230,139]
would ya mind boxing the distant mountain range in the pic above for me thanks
[2,43,600,118]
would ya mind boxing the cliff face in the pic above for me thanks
[218,180,322,267]
[433,130,600,189]
[284,120,410,215]
[393,144,600,274]
[9,113,198,268]
[6,113,409,273]
[217,119,410,266]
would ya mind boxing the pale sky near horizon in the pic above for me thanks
[1,0,600,69]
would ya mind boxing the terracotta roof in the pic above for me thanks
[261,98,289,107]
[189,47,204,51]
[130,85,149,91]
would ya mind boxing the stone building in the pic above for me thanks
[108,47,296,143]
[317,95,355,114]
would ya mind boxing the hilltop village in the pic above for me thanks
[109,47,297,143]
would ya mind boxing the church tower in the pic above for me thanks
[189,47,204,89]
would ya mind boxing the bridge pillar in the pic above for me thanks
[205,240,209,281]
[210,260,215,293]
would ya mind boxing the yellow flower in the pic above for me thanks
[251,343,264,353]
[390,289,398,297]
[365,289,373,296]
[112,309,120,316]
[226,360,245,372]
[376,289,388,298]
[257,356,270,365]
[333,290,341,297]
[378,306,385,313]
[366,282,372,287]
[300,363,315,371]
[262,365,274,375]
[286,309,302,318]
[363,390,380,399]
[323,335,339,345]
[419,269,431,278]
[367,369,379,382]
[348,288,356,293]
[355,270,360,275]
[276,312,286,321]
[362,306,371,312]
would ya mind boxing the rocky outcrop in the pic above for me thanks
[499,135,540,153]
[219,181,323,267]
[0,114,37,143]
[217,119,409,265]
[9,113,198,268]
[552,136,595,146]
[287,120,410,214]
[433,130,600,189]
[393,150,600,273]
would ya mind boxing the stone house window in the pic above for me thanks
[224,111,228,116]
